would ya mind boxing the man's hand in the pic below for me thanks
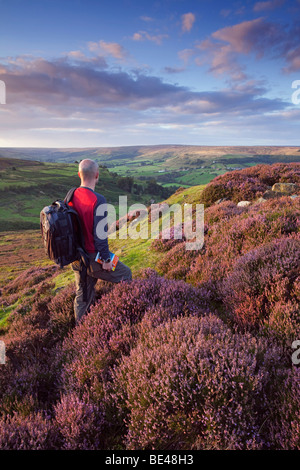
[102,260,113,271]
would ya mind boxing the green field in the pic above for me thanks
[0,158,172,232]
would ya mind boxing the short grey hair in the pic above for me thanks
[78,159,99,180]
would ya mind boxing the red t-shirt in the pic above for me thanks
[67,186,110,259]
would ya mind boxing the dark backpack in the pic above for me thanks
[40,188,89,269]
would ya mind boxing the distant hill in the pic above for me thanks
[1,145,300,191]
[1,144,300,164]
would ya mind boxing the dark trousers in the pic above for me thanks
[72,252,132,324]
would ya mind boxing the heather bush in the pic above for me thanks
[54,392,105,450]
[157,190,299,288]
[221,235,300,335]
[151,223,185,252]
[0,284,80,418]
[200,174,267,206]
[186,197,300,292]
[245,163,300,185]
[47,283,76,338]
[156,242,199,280]
[112,314,288,450]
[58,273,208,447]
[60,272,206,398]
[48,280,112,341]
[204,200,246,225]
[3,266,58,295]
[0,411,56,450]
[200,163,300,207]
[268,367,300,449]
[0,360,58,415]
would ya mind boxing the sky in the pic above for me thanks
[0,0,300,148]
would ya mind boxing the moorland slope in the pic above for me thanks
[0,162,299,450]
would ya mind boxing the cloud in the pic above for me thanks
[65,50,108,68]
[163,66,186,74]
[195,17,300,78]
[0,52,292,147]
[140,16,154,22]
[0,56,190,111]
[1,54,288,115]
[211,18,281,57]
[181,13,196,33]
[88,40,127,60]
[131,31,168,45]
[178,48,195,65]
[253,0,285,12]
[196,38,247,81]
[283,45,300,73]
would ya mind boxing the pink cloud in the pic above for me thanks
[88,40,127,60]
[178,48,195,65]
[196,38,247,80]
[212,18,279,57]
[253,0,285,12]
[194,17,294,80]
[181,13,196,33]
[131,31,168,45]
[283,46,300,73]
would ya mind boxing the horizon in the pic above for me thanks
[1,0,300,147]
[1,143,300,150]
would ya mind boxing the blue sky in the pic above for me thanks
[0,0,300,147]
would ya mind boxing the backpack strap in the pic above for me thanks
[65,187,77,204]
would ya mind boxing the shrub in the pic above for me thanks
[156,242,199,280]
[268,367,300,449]
[54,392,105,450]
[3,266,58,295]
[0,411,56,450]
[112,314,288,450]
[200,163,300,207]
[204,200,246,225]
[221,235,300,334]
[186,197,300,293]
[60,272,207,400]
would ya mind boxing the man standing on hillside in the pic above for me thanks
[66,159,132,324]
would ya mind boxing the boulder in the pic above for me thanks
[255,197,267,204]
[237,201,251,207]
[215,198,228,205]
[262,190,282,199]
[271,183,298,194]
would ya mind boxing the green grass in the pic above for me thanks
[52,267,75,290]
[107,184,205,275]
[175,170,224,186]
[0,302,17,327]
[0,159,168,232]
